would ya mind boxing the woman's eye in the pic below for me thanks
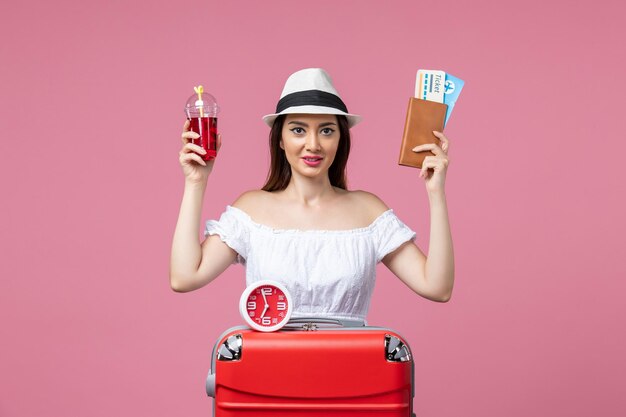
[321,128,335,135]
[290,127,305,135]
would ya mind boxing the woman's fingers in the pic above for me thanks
[412,131,450,155]
[179,149,207,166]
[419,155,449,178]
[181,142,206,155]
[423,155,450,169]
[412,143,445,156]
[181,130,199,144]
[216,133,222,151]
[420,158,435,178]
[432,130,449,153]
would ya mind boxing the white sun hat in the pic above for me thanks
[262,68,362,128]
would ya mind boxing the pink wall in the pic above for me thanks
[1,0,625,415]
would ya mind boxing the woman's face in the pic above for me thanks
[280,113,340,178]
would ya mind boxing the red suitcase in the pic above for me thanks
[206,318,415,417]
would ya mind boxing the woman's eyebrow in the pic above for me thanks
[288,121,308,127]
[287,121,338,127]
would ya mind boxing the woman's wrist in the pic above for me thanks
[184,177,209,190]
[427,188,447,202]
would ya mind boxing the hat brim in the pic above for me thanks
[262,105,362,128]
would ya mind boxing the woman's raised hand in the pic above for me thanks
[412,131,450,194]
[179,120,222,184]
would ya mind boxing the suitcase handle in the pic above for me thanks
[284,317,366,330]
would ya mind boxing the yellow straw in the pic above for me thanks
[194,85,205,117]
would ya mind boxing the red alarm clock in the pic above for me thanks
[239,280,293,332]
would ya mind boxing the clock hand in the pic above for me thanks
[260,289,270,318]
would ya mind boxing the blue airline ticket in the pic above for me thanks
[443,73,464,127]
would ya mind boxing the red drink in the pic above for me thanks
[184,87,220,160]
[188,116,218,161]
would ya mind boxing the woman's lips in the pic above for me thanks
[302,156,323,167]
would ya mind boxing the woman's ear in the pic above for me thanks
[279,140,284,150]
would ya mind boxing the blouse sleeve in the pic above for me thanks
[373,210,417,263]
[204,206,249,265]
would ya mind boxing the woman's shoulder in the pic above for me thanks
[231,190,273,212]
[326,189,391,227]
[343,189,390,220]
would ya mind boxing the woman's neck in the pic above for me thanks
[282,174,338,207]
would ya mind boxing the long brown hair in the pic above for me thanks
[262,114,351,191]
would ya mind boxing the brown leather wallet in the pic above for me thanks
[398,97,448,169]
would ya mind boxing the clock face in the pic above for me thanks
[239,280,292,332]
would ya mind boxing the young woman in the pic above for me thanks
[170,68,454,323]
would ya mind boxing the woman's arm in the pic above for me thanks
[382,190,454,302]
[382,131,455,302]
[169,182,238,292]
[169,122,237,292]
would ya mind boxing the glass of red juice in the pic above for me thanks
[184,89,220,161]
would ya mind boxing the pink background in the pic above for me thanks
[1,0,625,415]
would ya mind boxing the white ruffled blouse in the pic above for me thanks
[204,205,416,324]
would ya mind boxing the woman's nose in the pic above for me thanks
[305,133,321,151]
